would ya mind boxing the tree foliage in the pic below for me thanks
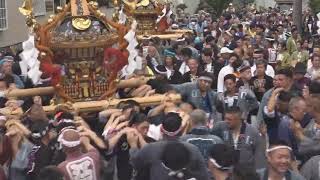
[176,4,188,10]
[234,0,255,7]
[310,0,320,14]
[197,0,232,18]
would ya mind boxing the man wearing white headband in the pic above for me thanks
[0,56,25,89]
[58,129,101,180]
[171,72,219,120]
[257,141,305,180]
[171,72,217,120]
[207,144,236,180]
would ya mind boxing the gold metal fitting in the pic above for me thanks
[56,6,63,12]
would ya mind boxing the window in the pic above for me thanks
[0,0,7,30]
[34,0,46,16]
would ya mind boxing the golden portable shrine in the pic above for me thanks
[111,0,192,39]
[14,0,187,112]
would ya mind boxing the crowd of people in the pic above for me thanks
[1,3,320,180]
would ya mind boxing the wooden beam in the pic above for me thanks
[43,94,181,114]
[5,77,152,98]
[5,87,55,98]
[117,76,152,89]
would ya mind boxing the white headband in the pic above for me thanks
[209,158,232,170]
[154,67,168,75]
[198,76,212,82]
[161,125,183,137]
[32,133,41,138]
[266,146,292,153]
[176,37,185,42]
[31,126,49,139]
[59,138,81,147]
[58,129,81,148]
[59,119,74,123]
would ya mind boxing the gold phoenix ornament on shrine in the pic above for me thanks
[19,0,33,16]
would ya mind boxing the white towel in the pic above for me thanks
[19,35,42,85]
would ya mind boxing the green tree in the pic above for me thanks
[197,0,232,19]
[310,0,320,14]
[234,0,255,8]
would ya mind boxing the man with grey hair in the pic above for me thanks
[180,109,223,162]
[272,97,312,157]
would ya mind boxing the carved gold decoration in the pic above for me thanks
[57,6,63,12]
[136,0,150,7]
[122,0,138,15]
[112,7,120,22]
[72,17,92,30]
[19,0,33,16]
[89,1,99,9]
[62,60,108,101]
[19,0,174,102]
[110,0,189,39]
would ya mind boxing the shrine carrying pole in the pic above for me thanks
[44,94,181,114]
[4,77,152,98]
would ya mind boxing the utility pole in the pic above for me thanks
[293,0,303,33]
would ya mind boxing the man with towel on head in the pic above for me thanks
[171,72,219,121]
[58,128,101,180]
[257,140,305,180]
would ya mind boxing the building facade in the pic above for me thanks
[256,0,309,10]
[0,0,28,47]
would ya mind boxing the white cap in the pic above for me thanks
[220,47,233,54]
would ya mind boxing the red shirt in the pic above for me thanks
[58,148,101,180]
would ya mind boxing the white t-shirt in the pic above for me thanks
[251,64,275,78]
